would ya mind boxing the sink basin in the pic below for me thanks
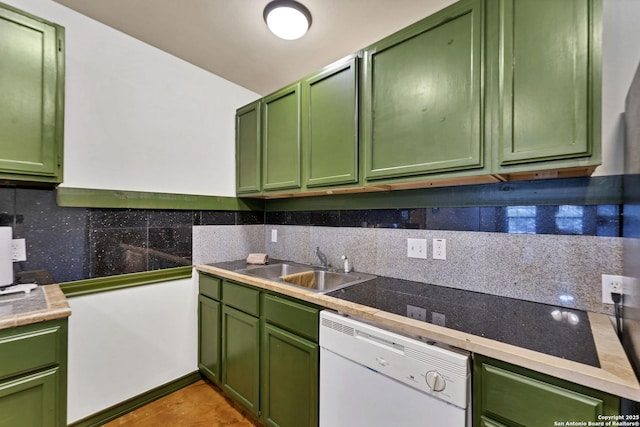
[235,262,376,293]
[236,263,313,280]
[281,270,376,293]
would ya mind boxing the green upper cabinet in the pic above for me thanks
[236,100,262,195]
[235,0,602,198]
[488,0,601,172]
[0,3,65,184]
[362,0,484,182]
[262,82,302,192]
[302,55,359,188]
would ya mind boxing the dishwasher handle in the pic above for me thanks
[355,330,405,354]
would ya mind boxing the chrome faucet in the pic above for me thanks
[314,246,328,268]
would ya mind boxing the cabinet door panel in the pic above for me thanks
[198,295,220,384]
[0,6,63,181]
[497,0,593,164]
[304,57,358,187]
[236,101,262,194]
[262,324,318,427]
[0,324,61,381]
[263,83,301,191]
[222,305,260,416]
[0,368,59,427]
[363,0,482,180]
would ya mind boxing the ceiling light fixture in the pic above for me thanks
[263,0,312,41]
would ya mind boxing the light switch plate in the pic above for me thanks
[407,238,427,259]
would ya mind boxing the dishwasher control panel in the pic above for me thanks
[319,310,470,409]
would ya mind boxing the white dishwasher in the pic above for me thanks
[319,310,470,427]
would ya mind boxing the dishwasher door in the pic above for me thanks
[319,311,469,427]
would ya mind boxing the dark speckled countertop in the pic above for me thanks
[212,259,598,367]
[327,276,599,367]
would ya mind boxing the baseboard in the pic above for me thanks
[68,371,202,427]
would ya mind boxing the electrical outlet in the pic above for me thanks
[432,312,446,327]
[11,238,26,262]
[271,229,278,243]
[407,305,427,321]
[602,274,624,304]
[433,238,446,260]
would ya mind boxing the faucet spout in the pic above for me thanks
[314,246,328,268]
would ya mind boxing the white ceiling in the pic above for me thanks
[53,0,456,95]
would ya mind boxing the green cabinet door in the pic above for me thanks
[0,319,67,427]
[489,0,600,168]
[303,56,358,188]
[236,100,262,195]
[222,305,260,416]
[363,0,483,181]
[0,4,64,183]
[262,324,318,427]
[263,83,302,191]
[198,295,221,384]
[0,368,59,427]
[474,355,619,427]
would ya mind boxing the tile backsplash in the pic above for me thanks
[0,174,626,316]
[0,186,262,283]
[263,224,621,315]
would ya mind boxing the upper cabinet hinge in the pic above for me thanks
[57,38,63,52]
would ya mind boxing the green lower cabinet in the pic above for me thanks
[474,355,619,427]
[221,304,260,416]
[198,295,220,384]
[262,322,318,427]
[0,368,59,427]
[0,318,67,427]
[197,273,320,426]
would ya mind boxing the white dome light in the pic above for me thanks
[264,1,312,41]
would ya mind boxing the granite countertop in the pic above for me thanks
[0,284,71,330]
[197,260,640,402]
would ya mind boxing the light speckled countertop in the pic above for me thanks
[197,262,640,402]
[0,284,71,330]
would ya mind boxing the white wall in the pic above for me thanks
[598,0,640,176]
[4,0,639,190]
[4,0,259,197]
[66,276,198,423]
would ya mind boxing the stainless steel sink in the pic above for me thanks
[235,263,313,280]
[235,263,376,293]
[280,270,376,293]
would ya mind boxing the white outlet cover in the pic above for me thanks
[602,274,625,304]
[433,238,446,260]
[407,238,427,259]
[11,238,27,262]
[271,229,278,243]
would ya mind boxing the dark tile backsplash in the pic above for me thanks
[0,175,628,285]
[265,204,621,237]
[0,187,259,284]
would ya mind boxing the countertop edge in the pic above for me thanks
[0,284,71,330]
[196,264,640,402]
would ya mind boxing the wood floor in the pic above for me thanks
[104,380,259,427]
